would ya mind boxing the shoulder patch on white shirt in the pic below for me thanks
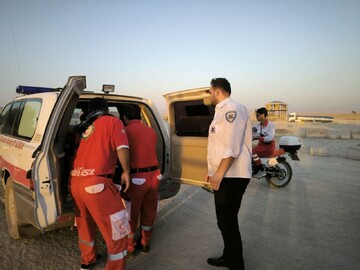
[225,110,237,123]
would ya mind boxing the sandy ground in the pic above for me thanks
[1,122,359,270]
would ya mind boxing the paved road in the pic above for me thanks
[1,151,360,269]
[126,154,360,270]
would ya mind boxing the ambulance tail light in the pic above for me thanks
[16,85,59,94]
[26,168,34,191]
[27,160,35,192]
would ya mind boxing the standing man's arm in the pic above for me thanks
[112,117,130,192]
[208,157,235,191]
[117,148,130,192]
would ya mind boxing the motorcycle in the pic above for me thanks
[252,135,302,188]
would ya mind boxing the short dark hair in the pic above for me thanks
[210,78,231,95]
[256,107,268,117]
[122,104,141,120]
[88,98,109,113]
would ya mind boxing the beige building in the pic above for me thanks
[265,101,288,119]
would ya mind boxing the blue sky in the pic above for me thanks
[1,0,359,114]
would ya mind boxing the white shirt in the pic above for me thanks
[254,120,275,143]
[207,98,252,178]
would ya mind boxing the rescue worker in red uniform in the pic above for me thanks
[252,107,275,178]
[121,104,160,255]
[70,98,130,270]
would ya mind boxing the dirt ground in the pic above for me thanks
[1,122,359,270]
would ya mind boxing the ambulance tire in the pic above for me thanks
[5,177,20,239]
[0,176,5,203]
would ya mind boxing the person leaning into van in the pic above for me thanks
[206,78,252,270]
[121,104,161,256]
[70,98,130,270]
[252,107,275,178]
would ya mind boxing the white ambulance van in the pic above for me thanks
[0,76,213,239]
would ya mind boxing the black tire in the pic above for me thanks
[265,161,292,188]
[5,177,20,239]
[0,176,5,203]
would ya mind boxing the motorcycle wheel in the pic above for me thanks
[265,160,292,188]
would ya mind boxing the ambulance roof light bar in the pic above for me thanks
[16,85,59,94]
[102,84,115,94]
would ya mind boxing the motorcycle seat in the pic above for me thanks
[261,148,286,158]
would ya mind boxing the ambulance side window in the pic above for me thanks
[17,100,42,139]
[0,101,23,135]
[0,103,12,133]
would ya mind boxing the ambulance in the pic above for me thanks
[0,76,213,239]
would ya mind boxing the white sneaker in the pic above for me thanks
[253,170,266,179]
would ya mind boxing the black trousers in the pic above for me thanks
[214,178,250,270]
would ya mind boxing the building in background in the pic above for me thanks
[265,101,288,120]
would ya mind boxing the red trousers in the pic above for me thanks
[253,140,275,157]
[126,170,160,251]
[70,176,129,270]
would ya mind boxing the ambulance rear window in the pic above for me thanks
[173,100,215,137]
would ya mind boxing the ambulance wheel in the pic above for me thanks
[5,177,20,239]
[0,176,5,203]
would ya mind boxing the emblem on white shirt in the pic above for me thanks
[225,110,237,123]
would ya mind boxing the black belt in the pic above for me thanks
[130,166,159,174]
[97,174,113,179]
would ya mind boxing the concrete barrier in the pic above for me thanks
[339,134,351,140]
[351,130,360,139]
[327,134,339,139]
[347,146,360,160]
[275,128,291,136]
[310,146,329,156]
[305,128,328,138]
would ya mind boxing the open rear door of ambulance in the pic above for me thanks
[33,76,86,230]
[164,87,214,190]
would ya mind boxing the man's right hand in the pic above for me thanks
[121,172,130,192]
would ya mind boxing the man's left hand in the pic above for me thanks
[207,174,222,191]
[121,172,130,192]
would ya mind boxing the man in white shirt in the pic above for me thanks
[206,78,252,270]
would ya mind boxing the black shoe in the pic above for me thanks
[207,255,229,267]
[127,249,140,259]
[135,238,150,253]
[140,244,150,253]
[127,251,135,259]
[80,254,102,270]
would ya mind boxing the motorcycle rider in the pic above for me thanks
[252,107,275,178]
